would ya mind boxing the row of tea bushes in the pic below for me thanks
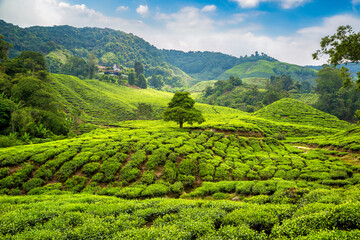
[0,127,358,195]
[1,192,360,239]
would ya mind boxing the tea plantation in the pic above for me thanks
[1,74,360,239]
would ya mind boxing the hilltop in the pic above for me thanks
[253,98,350,129]
[0,20,318,85]
[218,60,317,83]
[1,72,360,239]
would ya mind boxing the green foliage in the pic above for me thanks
[65,175,87,192]
[313,66,360,122]
[82,162,100,177]
[141,170,157,185]
[254,98,350,129]
[163,50,276,82]
[163,92,205,128]
[218,59,316,83]
[136,73,147,89]
[22,177,44,192]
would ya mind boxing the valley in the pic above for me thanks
[0,18,360,240]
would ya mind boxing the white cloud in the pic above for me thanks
[353,0,360,5]
[0,0,145,34]
[136,5,149,17]
[201,5,217,13]
[116,6,129,12]
[231,0,310,9]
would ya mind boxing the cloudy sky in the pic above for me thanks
[0,0,360,65]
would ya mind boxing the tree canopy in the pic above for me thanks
[313,25,360,122]
[163,92,205,128]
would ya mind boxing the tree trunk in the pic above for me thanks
[179,121,183,128]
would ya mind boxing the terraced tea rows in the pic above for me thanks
[1,193,360,239]
[0,124,359,200]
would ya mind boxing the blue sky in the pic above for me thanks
[0,0,360,65]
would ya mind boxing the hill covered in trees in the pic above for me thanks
[1,20,360,240]
[0,20,319,85]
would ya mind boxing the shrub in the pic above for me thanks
[22,178,45,192]
[0,167,10,179]
[141,170,157,185]
[178,159,197,176]
[82,162,100,177]
[252,181,277,195]
[30,148,64,164]
[129,149,146,167]
[34,167,53,181]
[141,183,170,198]
[171,181,184,195]
[259,167,276,179]
[65,176,87,192]
[244,195,271,204]
[168,152,178,162]
[91,173,103,182]
[215,164,231,181]
[199,163,215,179]
[236,181,255,195]
[199,225,266,240]
[161,161,177,183]
[27,183,63,195]
[56,152,92,182]
[178,174,195,187]
[213,192,227,199]
[322,179,351,186]
[115,184,146,198]
[247,170,260,180]
[119,166,140,184]
[223,204,294,233]
[100,161,122,182]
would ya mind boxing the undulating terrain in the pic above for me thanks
[1,73,360,239]
[1,20,360,240]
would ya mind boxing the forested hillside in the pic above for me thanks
[0,20,319,85]
[0,20,163,67]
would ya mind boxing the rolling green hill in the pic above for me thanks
[1,72,360,239]
[49,73,346,137]
[2,19,360,240]
[50,74,173,124]
[218,60,317,83]
[0,20,318,85]
[253,98,350,129]
[0,20,163,67]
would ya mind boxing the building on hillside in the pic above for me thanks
[98,65,107,72]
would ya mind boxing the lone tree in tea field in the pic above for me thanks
[163,92,205,128]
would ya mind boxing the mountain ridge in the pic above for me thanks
[0,19,318,84]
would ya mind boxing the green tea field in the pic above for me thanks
[1,74,360,239]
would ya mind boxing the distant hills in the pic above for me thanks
[1,19,318,85]
[253,98,350,129]
[218,60,317,84]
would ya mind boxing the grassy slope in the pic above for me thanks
[1,73,360,239]
[2,193,360,239]
[51,74,174,123]
[50,73,350,137]
[253,98,350,129]
[217,60,317,83]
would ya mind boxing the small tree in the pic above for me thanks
[128,72,136,86]
[0,34,12,61]
[137,73,147,89]
[134,61,144,77]
[163,92,205,128]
